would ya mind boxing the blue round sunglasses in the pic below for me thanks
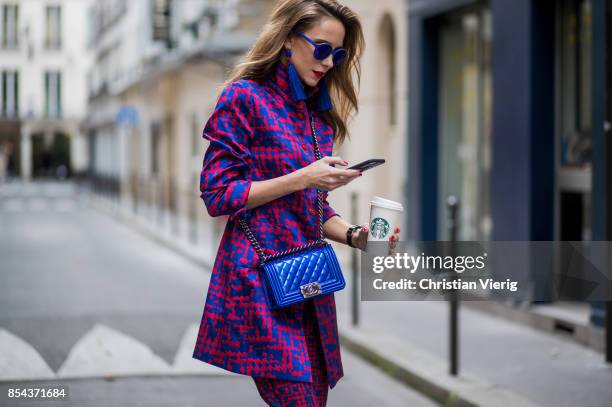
[295,31,347,66]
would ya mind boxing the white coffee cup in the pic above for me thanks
[366,196,404,254]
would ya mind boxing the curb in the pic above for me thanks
[339,332,476,407]
[338,325,543,407]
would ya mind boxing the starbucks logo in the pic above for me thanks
[370,217,390,239]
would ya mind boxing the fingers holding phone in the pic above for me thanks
[300,156,361,191]
[332,157,385,188]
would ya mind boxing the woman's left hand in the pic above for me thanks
[351,224,401,252]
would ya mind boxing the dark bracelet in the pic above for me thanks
[346,224,362,248]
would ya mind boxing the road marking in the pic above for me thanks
[0,198,79,212]
[1,323,241,381]
[0,329,55,381]
[57,324,171,380]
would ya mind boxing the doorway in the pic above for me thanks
[554,0,593,300]
[31,131,71,179]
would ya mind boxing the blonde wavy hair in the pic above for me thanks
[225,0,365,146]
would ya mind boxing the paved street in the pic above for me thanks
[0,181,439,406]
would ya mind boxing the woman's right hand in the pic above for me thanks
[298,156,362,191]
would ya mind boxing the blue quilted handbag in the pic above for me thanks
[237,113,346,309]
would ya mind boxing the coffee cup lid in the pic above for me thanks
[370,196,404,211]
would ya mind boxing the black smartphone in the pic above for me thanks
[347,158,385,171]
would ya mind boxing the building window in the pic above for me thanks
[1,4,19,49]
[151,122,161,175]
[44,71,62,118]
[191,112,202,157]
[379,15,396,126]
[388,28,396,126]
[1,70,19,118]
[45,6,62,50]
[558,0,592,167]
[437,8,492,241]
[556,0,593,242]
[152,0,173,47]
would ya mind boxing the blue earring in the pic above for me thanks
[284,49,306,101]
[314,76,333,111]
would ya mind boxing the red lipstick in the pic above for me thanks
[313,70,324,79]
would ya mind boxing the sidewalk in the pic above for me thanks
[334,288,612,407]
[85,190,612,407]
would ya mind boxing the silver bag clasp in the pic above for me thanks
[300,282,321,298]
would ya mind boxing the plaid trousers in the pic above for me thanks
[252,300,330,406]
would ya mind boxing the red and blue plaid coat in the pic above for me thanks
[192,60,345,389]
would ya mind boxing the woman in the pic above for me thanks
[192,0,400,405]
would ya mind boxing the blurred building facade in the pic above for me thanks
[406,0,610,326]
[0,0,92,181]
[85,0,277,259]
